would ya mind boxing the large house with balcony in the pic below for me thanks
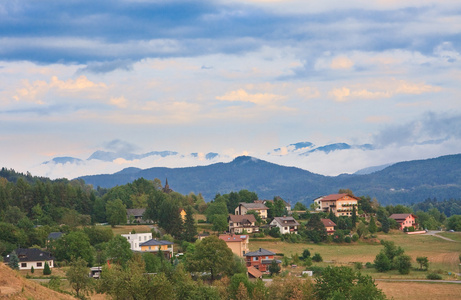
[317,193,359,217]
[139,239,174,259]
[235,202,268,219]
[121,232,153,251]
[270,216,299,234]
[228,214,259,234]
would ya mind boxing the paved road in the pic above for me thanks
[424,230,459,242]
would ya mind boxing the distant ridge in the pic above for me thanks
[78,153,461,206]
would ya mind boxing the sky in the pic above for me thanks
[1,0,461,179]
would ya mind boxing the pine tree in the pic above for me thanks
[31,266,35,274]
[368,216,378,234]
[43,261,52,275]
[182,206,197,242]
[8,250,19,270]
[351,205,357,228]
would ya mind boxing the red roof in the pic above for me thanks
[247,266,263,278]
[219,234,248,242]
[320,193,359,201]
[389,214,417,221]
[321,218,336,227]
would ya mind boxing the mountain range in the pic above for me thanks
[78,153,461,206]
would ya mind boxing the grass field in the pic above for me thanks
[376,281,461,300]
[438,231,461,242]
[110,224,153,235]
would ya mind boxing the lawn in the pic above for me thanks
[437,231,461,242]
[110,225,153,235]
[376,281,461,300]
[250,231,461,278]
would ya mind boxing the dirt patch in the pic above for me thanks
[377,281,461,300]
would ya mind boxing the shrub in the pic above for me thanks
[394,255,412,275]
[312,253,323,262]
[303,257,312,267]
[31,266,35,274]
[302,249,311,259]
[354,262,363,270]
[365,262,374,269]
[345,236,352,243]
[352,234,359,242]
[43,262,51,275]
[309,266,324,275]
[426,273,442,280]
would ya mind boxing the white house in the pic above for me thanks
[270,216,300,234]
[121,232,152,251]
[3,248,54,270]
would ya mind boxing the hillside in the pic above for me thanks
[0,264,75,299]
[78,154,461,206]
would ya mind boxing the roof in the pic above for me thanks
[219,234,248,243]
[47,232,63,240]
[262,259,282,265]
[247,266,263,278]
[272,217,300,226]
[389,214,416,221]
[321,219,336,227]
[244,248,275,257]
[140,239,174,246]
[127,208,146,217]
[4,248,54,263]
[239,202,268,210]
[229,214,257,223]
[320,193,360,201]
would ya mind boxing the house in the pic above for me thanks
[247,266,263,278]
[197,233,210,240]
[121,232,153,251]
[317,193,359,217]
[89,266,103,279]
[244,248,281,273]
[312,196,324,211]
[259,198,291,212]
[179,208,187,221]
[126,208,147,224]
[228,214,259,234]
[389,214,418,230]
[4,248,54,270]
[219,234,249,257]
[270,216,300,234]
[321,219,336,235]
[235,202,268,219]
[139,239,174,259]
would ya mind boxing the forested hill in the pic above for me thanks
[78,154,461,206]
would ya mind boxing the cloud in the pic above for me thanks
[329,79,441,102]
[77,60,134,74]
[216,89,285,106]
[103,139,139,153]
[13,75,107,103]
[330,56,354,70]
[373,112,461,148]
[110,96,128,108]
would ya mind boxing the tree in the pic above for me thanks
[381,240,404,261]
[31,266,34,274]
[104,235,133,267]
[394,255,412,274]
[185,236,234,281]
[54,230,94,266]
[315,266,386,300]
[66,257,93,298]
[43,261,51,275]
[351,205,357,228]
[182,206,197,242]
[416,256,429,271]
[269,259,281,276]
[356,221,369,238]
[446,215,461,231]
[105,199,127,227]
[312,253,323,262]
[293,202,307,211]
[211,214,228,232]
[302,249,311,259]
[158,199,184,238]
[368,216,378,234]
[305,214,327,243]
[8,250,19,270]
[374,252,391,272]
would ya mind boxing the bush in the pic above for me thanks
[426,273,442,280]
[345,236,352,243]
[31,266,35,274]
[43,262,51,275]
[352,234,359,242]
[309,266,324,275]
[303,257,313,267]
[365,262,374,269]
[354,262,363,270]
[302,249,311,259]
[312,253,323,262]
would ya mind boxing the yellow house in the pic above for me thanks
[219,234,249,257]
[319,194,359,217]
[139,239,174,259]
[179,208,187,222]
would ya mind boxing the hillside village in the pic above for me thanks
[0,171,461,299]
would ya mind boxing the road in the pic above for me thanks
[424,230,459,242]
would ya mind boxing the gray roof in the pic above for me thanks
[127,208,146,217]
[273,217,300,226]
[140,239,173,246]
[240,203,268,210]
[244,248,275,257]
[47,232,63,240]
[4,248,54,263]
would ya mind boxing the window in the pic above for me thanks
[37,262,42,267]
[21,263,27,268]
[253,257,258,261]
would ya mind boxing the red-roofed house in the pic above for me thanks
[321,218,336,235]
[219,234,249,257]
[389,214,418,230]
[244,248,281,273]
[318,193,359,217]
